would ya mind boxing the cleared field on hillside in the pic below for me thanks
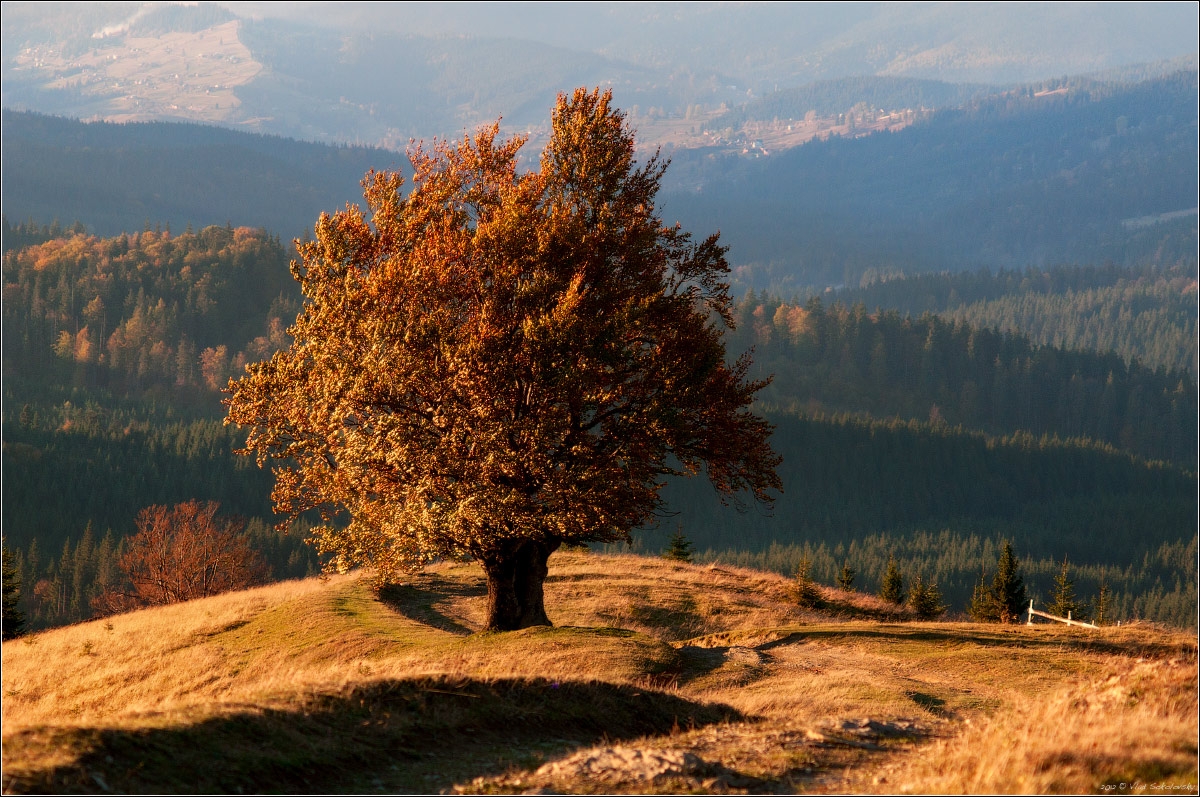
[2,553,1196,794]
[10,21,259,124]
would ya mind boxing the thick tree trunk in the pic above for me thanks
[480,538,560,631]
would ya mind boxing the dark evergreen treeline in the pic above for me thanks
[665,70,1198,286]
[0,388,324,631]
[726,294,1196,465]
[641,410,1196,625]
[943,286,1197,379]
[1,391,276,552]
[2,217,88,254]
[691,533,1195,628]
[659,410,1195,562]
[832,264,1198,377]
[4,228,1194,630]
[839,262,1195,316]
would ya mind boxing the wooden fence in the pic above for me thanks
[1025,599,1099,629]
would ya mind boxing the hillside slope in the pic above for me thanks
[0,110,399,239]
[2,553,1195,794]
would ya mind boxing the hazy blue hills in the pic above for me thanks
[664,70,1199,288]
[4,69,1196,279]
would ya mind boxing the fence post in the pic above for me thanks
[1027,598,1034,625]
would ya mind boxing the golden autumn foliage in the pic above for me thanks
[225,88,780,630]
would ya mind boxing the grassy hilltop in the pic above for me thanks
[2,552,1196,794]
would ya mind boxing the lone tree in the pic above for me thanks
[969,542,1028,623]
[878,556,905,605]
[226,88,781,631]
[836,560,856,591]
[991,541,1028,623]
[662,527,694,563]
[1093,580,1112,626]
[968,566,999,622]
[794,555,822,608]
[907,574,946,620]
[1049,556,1088,621]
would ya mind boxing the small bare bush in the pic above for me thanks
[93,501,267,614]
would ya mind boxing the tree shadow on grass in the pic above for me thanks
[5,676,742,795]
[815,595,913,622]
[376,574,487,636]
[905,690,949,717]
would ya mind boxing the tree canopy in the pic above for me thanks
[225,88,781,630]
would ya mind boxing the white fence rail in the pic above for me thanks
[1025,599,1099,629]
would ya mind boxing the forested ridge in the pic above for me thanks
[831,263,1197,378]
[2,222,299,401]
[726,294,1196,465]
[2,225,1195,629]
[2,225,317,630]
[0,111,398,239]
[710,76,1004,127]
[4,69,1196,288]
[649,411,1196,626]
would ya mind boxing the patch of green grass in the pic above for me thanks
[213,581,435,669]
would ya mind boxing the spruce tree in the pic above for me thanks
[878,556,905,605]
[1093,581,1112,626]
[908,575,946,620]
[968,566,999,622]
[1049,557,1089,621]
[3,546,26,640]
[662,528,694,563]
[991,542,1027,623]
[836,560,856,591]
[794,555,822,607]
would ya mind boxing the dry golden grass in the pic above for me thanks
[2,551,1196,795]
[2,574,340,727]
[879,656,1199,794]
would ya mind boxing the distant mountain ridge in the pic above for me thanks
[0,110,400,238]
[4,68,1196,277]
[663,70,1199,285]
[3,2,1196,146]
